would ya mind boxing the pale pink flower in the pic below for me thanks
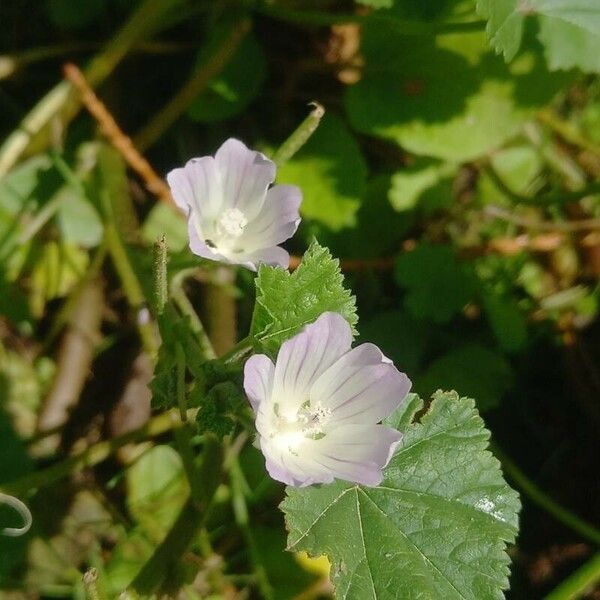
[244,312,411,487]
[167,138,301,271]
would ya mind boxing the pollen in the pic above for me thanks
[216,208,248,238]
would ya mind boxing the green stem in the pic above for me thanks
[82,568,107,600]
[153,235,168,315]
[493,444,600,546]
[100,189,159,360]
[254,2,485,35]
[0,0,183,178]
[171,271,216,360]
[230,454,273,600]
[538,109,600,158]
[130,497,202,595]
[175,343,187,422]
[545,553,600,600]
[273,102,325,166]
[0,41,193,80]
[218,336,254,365]
[131,435,223,595]
[1,410,182,497]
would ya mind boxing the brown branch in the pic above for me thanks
[63,62,175,206]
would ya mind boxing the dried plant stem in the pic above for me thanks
[63,63,174,204]
[134,20,251,151]
[36,280,104,453]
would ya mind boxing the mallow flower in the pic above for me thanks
[244,312,412,487]
[166,138,301,271]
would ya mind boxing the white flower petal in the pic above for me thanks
[243,185,301,252]
[167,156,224,220]
[317,424,402,473]
[244,355,275,412]
[215,139,275,219]
[311,343,411,425]
[237,246,290,271]
[272,313,353,416]
[167,139,301,270]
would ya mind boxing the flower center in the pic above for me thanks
[216,208,248,238]
[271,402,332,454]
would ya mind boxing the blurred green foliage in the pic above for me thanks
[0,0,599,598]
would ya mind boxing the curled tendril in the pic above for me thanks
[0,493,32,537]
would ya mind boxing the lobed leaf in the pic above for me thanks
[282,391,521,600]
[477,0,600,72]
[250,241,357,356]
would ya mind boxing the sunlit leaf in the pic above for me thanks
[345,24,567,160]
[282,391,521,599]
[251,241,357,356]
[477,0,600,72]
[126,445,188,541]
[277,114,366,231]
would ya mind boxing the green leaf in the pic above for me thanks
[395,244,475,323]
[251,241,357,356]
[477,0,600,72]
[415,345,514,411]
[277,114,366,231]
[194,381,247,439]
[344,24,567,160]
[389,161,457,212]
[537,13,600,72]
[282,391,520,600]
[56,185,103,248]
[29,241,89,318]
[482,293,528,352]
[479,145,543,204]
[126,445,188,541]
[189,32,267,123]
[316,175,413,260]
[142,203,187,252]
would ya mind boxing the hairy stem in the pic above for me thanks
[273,102,325,166]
